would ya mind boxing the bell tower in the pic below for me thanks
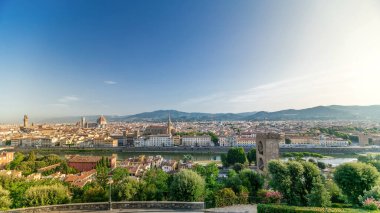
[256,133,282,173]
[23,115,29,128]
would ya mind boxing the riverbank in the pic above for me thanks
[12,146,380,155]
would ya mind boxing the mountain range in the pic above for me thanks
[39,105,380,123]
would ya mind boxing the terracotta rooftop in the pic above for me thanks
[68,155,102,163]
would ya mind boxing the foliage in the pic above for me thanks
[307,180,331,207]
[141,168,169,201]
[221,154,228,168]
[325,179,345,203]
[257,204,353,213]
[6,152,25,170]
[170,169,205,202]
[182,154,193,163]
[214,188,237,207]
[268,160,325,206]
[83,183,108,202]
[282,152,324,158]
[362,198,380,210]
[247,148,256,166]
[112,168,129,184]
[257,189,282,204]
[225,147,247,167]
[334,162,380,204]
[317,161,326,170]
[0,186,11,210]
[24,184,70,206]
[358,186,380,204]
[233,163,245,173]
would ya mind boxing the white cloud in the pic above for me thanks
[104,80,117,85]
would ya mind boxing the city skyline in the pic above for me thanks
[1,0,380,122]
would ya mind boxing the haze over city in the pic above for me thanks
[1,0,380,122]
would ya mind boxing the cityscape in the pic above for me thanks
[1,0,380,212]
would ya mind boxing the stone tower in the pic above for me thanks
[256,133,282,173]
[358,133,369,146]
[23,115,29,127]
[167,113,173,136]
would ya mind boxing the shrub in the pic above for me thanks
[214,188,237,207]
[358,185,380,204]
[257,204,348,213]
[257,189,282,204]
[362,198,380,210]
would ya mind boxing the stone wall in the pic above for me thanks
[5,201,205,213]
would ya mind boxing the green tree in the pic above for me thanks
[170,169,205,202]
[307,180,331,207]
[27,151,36,161]
[247,148,256,166]
[83,184,108,202]
[226,147,247,166]
[268,160,324,206]
[112,168,129,184]
[221,154,228,168]
[325,179,345,203]
[215,188,237,207]
[142,169,169,200]
[0,186,11,210]
[7,152,25,170]
[238,169,264,202]
[233,163,244,173]
[182,154,193,163]
[334,162,380,204]
[24,184,70,206]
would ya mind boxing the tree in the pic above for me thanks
[334,162,380,204]
[24,184,70,206]
[285,138,292,144]
[268,160,324,206]
[27,151,36,161]
[182,154,193,163]
[233,163,244,173]
[221,154,228,168]
[170,169,205,202]
[215,188,237,207]
[307,180,331,207]
[142,169,169,201]
[226,147,247,166]
[317,161,326,170]
[0,186,11,210]
[325,179,345,203]
[83,184,108,202]
[7,152,25,170]
[112,168,129,184]
[247,148,256,166]
[238,169,264,202]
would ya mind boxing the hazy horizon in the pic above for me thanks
[1,0,380,122]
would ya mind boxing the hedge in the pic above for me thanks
[257,204,361,213]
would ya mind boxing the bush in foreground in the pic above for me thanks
[257,204,357,213]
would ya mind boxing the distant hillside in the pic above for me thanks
[38,105,380,123]
[246,105,380,120]
[113,110,256,122]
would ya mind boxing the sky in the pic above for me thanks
[0,0,380,122]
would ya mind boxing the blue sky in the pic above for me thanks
[1,0,380,122]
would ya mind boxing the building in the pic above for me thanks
[97,115,107,128]
[94,136,118,147]
[256,133,282,173]
[172,135,181,146]
[23,115,29,128]
[68,155,116,172]
[0,152,14,169]
[319,135,349,147]
[182,135,212,147]
[80,117,86,128]
[135,135,173,147]
[236,136,256,147]
[144,115,175,136]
